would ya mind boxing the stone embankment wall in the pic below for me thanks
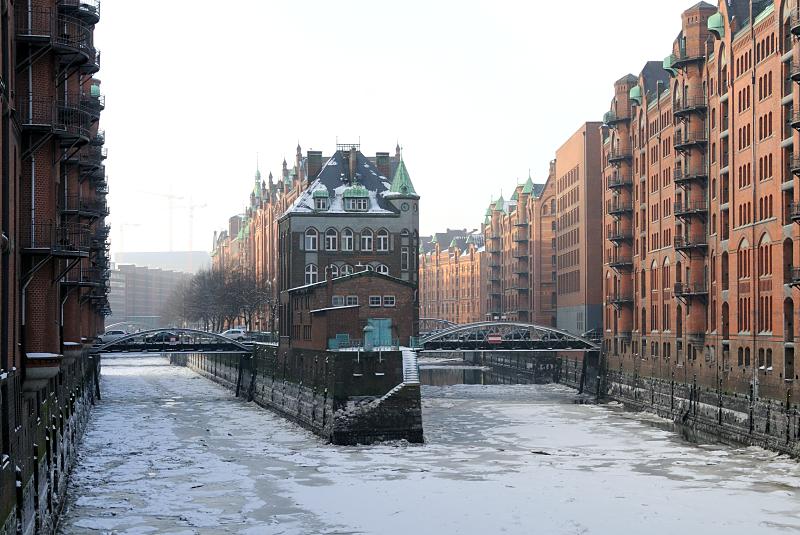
[171,343,423,445]
[605,367,800,456]
[0,347,101,535]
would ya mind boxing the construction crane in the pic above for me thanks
[134,190,208,254]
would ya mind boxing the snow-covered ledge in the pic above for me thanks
[24,353,63,391]
[62,342,82,364]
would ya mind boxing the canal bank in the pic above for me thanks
[61,354,800,535]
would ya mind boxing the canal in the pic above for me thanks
[59,355,800,534]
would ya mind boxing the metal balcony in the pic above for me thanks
[62,267,109,288]
[603,110,631,126]
[609,256,633,270]
[789,202,800,223]
[673,96,707,117]
[608,201,633,216]
[61,195,108,218]
[671,47,705,69]
[91,130,105,145]
[57,0,101,24]
[674,200,707,217]
[15,7,97,66]
[80,92,104,119]
[513,220,529,227]
[615,331,633,341]
[607,230,633,243]
[514,266,530,276]
[790,157,800,177]
[673,163,708,184]
[609,293,633,306]
[791,62,800,83]
[17,97,92,144]
[674,235,707,252]
[608,174,633,189]
[674,282,709,299]
[513,234,527,243]
[608,148,633,164]
[789,112,800,132]
[674,130,708,150]
[513,250,529,259]
[791,7,800,36]
[22,222,90,257]
[789,267,800,287]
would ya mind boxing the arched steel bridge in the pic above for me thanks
[418,321,600,352]
[418,317,457,335]
[92,328,251,354]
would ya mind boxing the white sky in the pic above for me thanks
[98,0,696,257]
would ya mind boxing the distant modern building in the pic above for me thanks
[115,251,211,274]
[106,264,192,329]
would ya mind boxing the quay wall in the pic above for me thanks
[0,347,101,535]
[171,344,423,445]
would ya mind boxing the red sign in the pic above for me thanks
[487,334,502,344]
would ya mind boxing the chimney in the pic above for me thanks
[349,147,357,181]
[375,152,390,177]
[307,150,323,179]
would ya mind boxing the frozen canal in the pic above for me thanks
[59,355,800,534]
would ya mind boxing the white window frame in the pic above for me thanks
[346,198,369,211]
[304,264,318,285]
[361,229,373,251]
[314,197,329,210]
[377,229,389,251]
[401,247,409,271]
[377,264,389,275]
[369,295,382,307]
[341,228,354,251]
[305,228,318,251]
[346,295,359,306]
[332,295,345,307]
[327,264,339,279]
[325,228,338,251]
[341,264,353,276]
[383,295,396,307]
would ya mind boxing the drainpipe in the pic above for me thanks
[750,0,759,402]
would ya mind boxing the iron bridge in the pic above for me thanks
[418,321,599,352]
[418,317,457,335]
[91,328,252,354]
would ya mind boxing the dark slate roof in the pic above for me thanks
[687,1,715,11]
[640,61,670,99]
[421,228,482,254]
[287,270,415,294]
[615,74,638,86]
[530,183,546,198]
[286,150,400,215]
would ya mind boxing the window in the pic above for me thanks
[377,264,389,275]
[304,264,318,284]
[305,228,318,251]
[369,296,381,307]
[383,295,396,307]
[377,229,389,251]
[401,247,409,271]
[314,197,328,210]
[327,264,339,279]
[325,228,338,251]
[346,198,369,211]
[361,229,373,251]
[341,264,353,276]
[332,295,345,307]
[346,295,358,306]
[341,228,354,251]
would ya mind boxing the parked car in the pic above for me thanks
[144,331,180,343]
[96,329,127,344]
[221,328,247,341]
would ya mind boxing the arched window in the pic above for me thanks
[328,264,339,279]
[325,228,338,251]
[377,264,389,275]
[304,264,318,284]
[341,228,354,251]
[401,228,410,237]
[305,228,318,251]
[341,264,353,276]
[361,229,373,251]
[377,229,390,251]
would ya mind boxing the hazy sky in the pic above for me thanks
[99,0,696,257]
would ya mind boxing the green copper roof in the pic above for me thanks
[485,207,493,216]
[389,159,417,196]
[663,55,677,77]
[493,195,505,212]
[629,85,642,104]
[449,238,458,248]
[430,235,438,244]
[466,234,475,245]
[484,215,491,225]
[522,176,535,195]
[90,85,101,97]
[511,190,519,201]
[708,12,724,39]
[312,186,329,198]
[343,183,369,198]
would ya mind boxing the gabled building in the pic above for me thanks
[277,144,420,347]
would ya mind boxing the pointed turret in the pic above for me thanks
[493,195,505,212]
[522,174,535,196]
[388,158,418,197]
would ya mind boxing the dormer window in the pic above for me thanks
[314,197,329,210]
[345,197,369,211]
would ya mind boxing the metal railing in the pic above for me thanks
[608,174,633,188]
[609,201,633,215]
[674,200,708,216]
[57,0,101,20]
[21,221,90,254]
[673,162,707,182]
[674,130,708,147]
[607,230,633,241]
[62,195,108,217]
[609,293,633,304]
[16,7,96,59]
[674,235,707,249]
[608,148,632,161]
[674,282,708,296]
[673,96,707,114]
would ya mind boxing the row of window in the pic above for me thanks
[314,197,370,212]
[304,263,391,284]
[331,295,395,307]
[305,227,391,252]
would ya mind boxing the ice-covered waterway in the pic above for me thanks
[59,355,800,535]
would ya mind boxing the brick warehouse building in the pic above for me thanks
[1,0,107,533]
[602,0,800,401]
[418,229,485,324]
[482,173,556,325]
